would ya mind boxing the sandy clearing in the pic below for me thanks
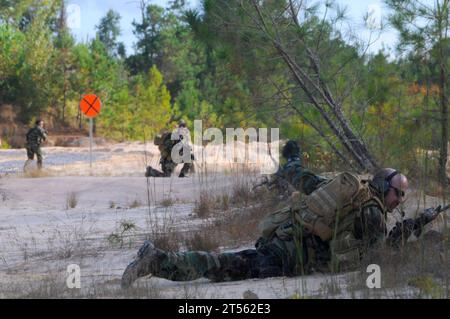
[0,142,448,298]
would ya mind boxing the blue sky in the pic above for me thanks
[67,0,200,56]
[67,0,399,57]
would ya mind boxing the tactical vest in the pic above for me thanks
[328,198,386,269]
[26,126,46,146]
[154,132,177,158]
[259,172,383,242]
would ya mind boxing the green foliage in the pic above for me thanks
[132,66,173,139]
[128,4,167,74]
[0,0,448,183]
[408,276,445,298]
[96,9,123,57]
[107,219,137,248]
[1,138,11,149]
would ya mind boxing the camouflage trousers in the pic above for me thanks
[160,156,193,177]
[147,236,331,282]
[26,144,43,169]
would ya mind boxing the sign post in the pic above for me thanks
[79,94,102,171]
[89,118,93,168]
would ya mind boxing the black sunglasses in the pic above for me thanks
[390,186,405,198]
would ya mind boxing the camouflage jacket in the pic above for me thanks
[26,126,47,147]
[317,192,423,271]
[269,156,328,195]
[158,129,194,161]
[266,184,418,273]
[329,195,387,268]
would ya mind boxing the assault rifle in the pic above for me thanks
[387,204,450,246]
[252,173,297,196]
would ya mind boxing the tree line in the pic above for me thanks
[0,0,448,186]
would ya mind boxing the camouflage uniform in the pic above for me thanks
[174,126,194,177]
[125,244,260,282]
[149,128,194,178]
[25,125,47,169]
[159,134,179,177]
[122,182,404,288]
[268,156,328,195]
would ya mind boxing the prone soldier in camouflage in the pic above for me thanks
[145,120,194,178]
[121,168,445,288]
[25,119,48,169]
[256,140,327,196]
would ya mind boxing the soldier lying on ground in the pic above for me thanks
[24,119,48,170]
[121,168,447,288]
[254,140,327,196]
[145,119,194,178]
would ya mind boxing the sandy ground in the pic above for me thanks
[0,142,448,298]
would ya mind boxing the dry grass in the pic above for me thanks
[3,274,70,299]
[107,219,138,248]
[193,191,217,218]
[129,198,142,208]
[423,179,450,198]
[190,168,281,247]
[146,210,181,252]
[7,214,98,265]
[211,205,272,246]
[160,197,175,207]
[318,277,343,297]
[193,191,232,219]
[151,231,181,252]
[193,171,259,219]
[184,228,220,252]
[23,169,51,178]
[193,192,281,248]
[1,274,165,299]
[65,192,78,209]
[343,232,449,298]
[230,176,256,207]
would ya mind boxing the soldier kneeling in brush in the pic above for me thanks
[145,119,194,178]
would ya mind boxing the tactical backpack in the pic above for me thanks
[154,132,178,158]
[259,172,379,242]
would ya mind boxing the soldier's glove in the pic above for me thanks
[420,206,441,223]
[387,219,416,248]
[413,204,449,237]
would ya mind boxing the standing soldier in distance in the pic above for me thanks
[25,119,48,170]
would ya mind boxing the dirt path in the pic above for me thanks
[0,143,448,298]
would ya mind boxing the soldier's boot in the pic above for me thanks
[145,166,165,177]
[179,163,192,178]
[121,240,164,289]
[161,162,175,177]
